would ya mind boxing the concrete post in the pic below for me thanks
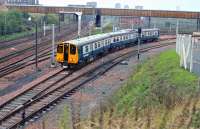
[43,21,46,36]
[148,17,151,28]
[176,19,179,35]
[197,19,200,32]
[51,24,55,67]
[77,13,82,38]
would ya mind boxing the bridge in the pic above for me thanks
[6,5,200,19]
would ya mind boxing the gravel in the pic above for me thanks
[24,44,175,129]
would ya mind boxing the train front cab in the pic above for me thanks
[56,43,78,68]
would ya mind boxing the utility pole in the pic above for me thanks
[43,21,46,36]
[59,14,61,32]
[35,23,38,70]
[77,13,82,38]
[176,19,179,35]
[138,27,142,60]
[51,24,55,67]
[4,14,7,39]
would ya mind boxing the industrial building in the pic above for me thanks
[6,0,39,5]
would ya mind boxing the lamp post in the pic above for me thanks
[138,27,142,60]
[28,17,38,71]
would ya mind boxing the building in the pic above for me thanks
[115,3,121,9]
[86,2,97,8]
[68,4,88,8]
[135,6,143,10]
[124,5,129,9]
[68,2,97,8]
[6,0,39,5]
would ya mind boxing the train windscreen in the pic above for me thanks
[57,45,63,53]
[70,44,76,55]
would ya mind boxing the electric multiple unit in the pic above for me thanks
[56,28,160,68]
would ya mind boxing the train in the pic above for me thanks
[56,28,160,68]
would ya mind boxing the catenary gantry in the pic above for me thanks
[6,5,200,19]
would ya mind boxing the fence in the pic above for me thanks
[176,34,200,76]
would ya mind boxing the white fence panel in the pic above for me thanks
[176,34,200,75]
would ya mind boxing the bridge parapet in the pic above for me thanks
[5,5,200,19]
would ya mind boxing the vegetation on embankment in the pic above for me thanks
[91,23,113,35]
[26,50,199,129]
[63,50,200,129]
[0,10,59,41]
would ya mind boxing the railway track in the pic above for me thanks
[0,23,90,78]
[0,41,175,129]
[0,23,74,51]
[0,23,78,64]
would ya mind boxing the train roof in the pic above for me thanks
[65,29,135,46]
[64,28,159,46]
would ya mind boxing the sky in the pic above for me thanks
[39,0,200,12]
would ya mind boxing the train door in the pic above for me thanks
[64,43,69,62]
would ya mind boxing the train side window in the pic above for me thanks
[98,42,101,48]
[117,37,119,42]
[101,40,104,47]
[95,43,98,49]
[70,44,76,55]
[90,44,93,51]
[105,40,108,45]
[113,37,116,42]
[85,46,89,53]
[108,39,111,44]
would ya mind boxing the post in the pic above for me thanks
[113,25,115,32]
[21,105,26,127]
[197,19,199,32]
[77,13,82,38]
[43,21,46,36]
[138,27,142,60]
[148,17,151,28]
[59,14,61,32]
[176,19,179,35]
[4,14,6,37]
[51,24,55,67]
[35,23,38,70]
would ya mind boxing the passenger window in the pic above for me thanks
[113,38,116,42]
[98,42,101,47]
[95,43,98,49]
[108,39,111,44]
[90,44,93,50]
[116,37,119,42]
[85,46,89,52]
[70,44,76,55]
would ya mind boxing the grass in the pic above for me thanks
[91,23,113,35]
[76,50,200,129]
[0,27,43,42]
[45,50,199,129]
[115,50,198,113]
